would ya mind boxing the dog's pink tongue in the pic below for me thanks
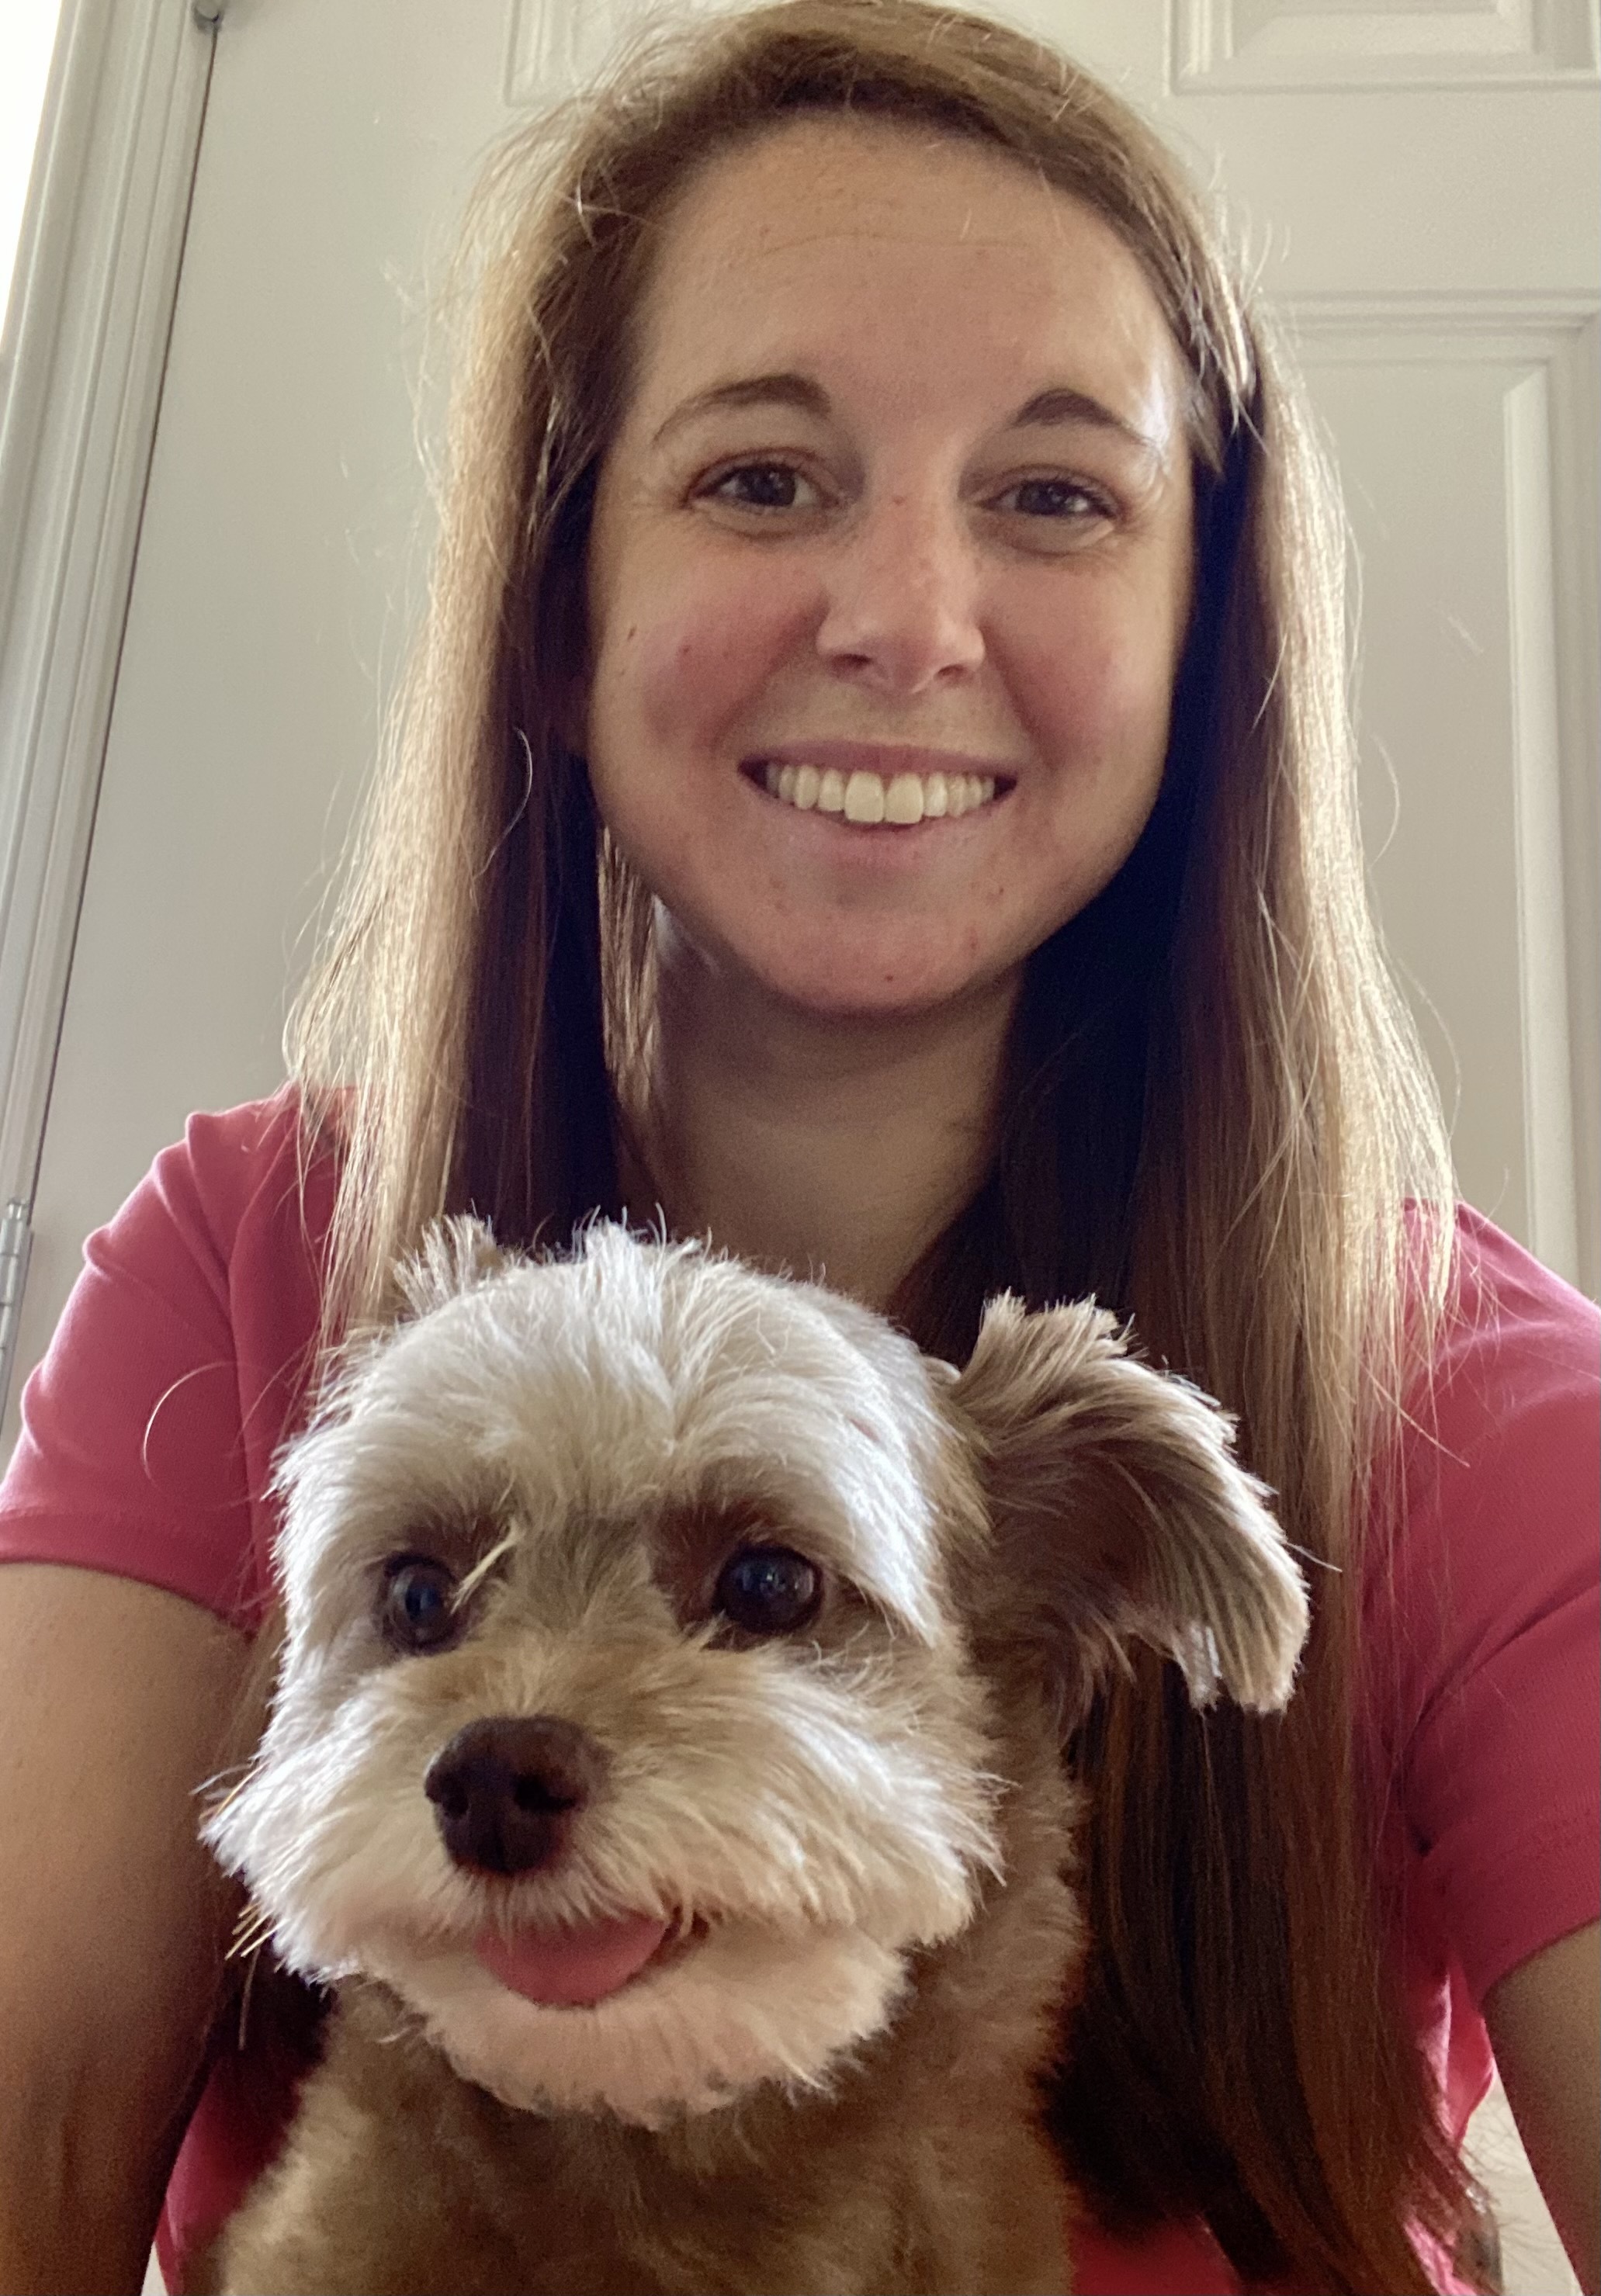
[475,1914,670,2007]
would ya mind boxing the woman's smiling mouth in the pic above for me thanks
[749,757,1012,826]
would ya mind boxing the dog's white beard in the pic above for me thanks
[366,1920,906,2124]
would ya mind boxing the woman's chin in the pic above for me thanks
[662,918,1027,1034]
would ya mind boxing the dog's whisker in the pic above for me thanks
[199,1766,260,1823]
[454,1527,522,1606]
[234,1942,262,2047]
[197,1757,255,1796]
[228,1897,279,1960]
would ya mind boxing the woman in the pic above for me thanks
[0,4,1594,2291]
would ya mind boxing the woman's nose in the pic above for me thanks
[815,491,986,694]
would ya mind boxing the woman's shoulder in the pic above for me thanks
[120,1085,339,1263]
[1376,1207,1599,2004]
[0,1089,338,1626]
[1388,1198,1598,1540]
[1440,1203,1599,1375]
[1402,1204,1599,1474]
[64,1086,338,1404]
[1375,1200,1597,1719]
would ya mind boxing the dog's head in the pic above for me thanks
[205,1222,1305,2126]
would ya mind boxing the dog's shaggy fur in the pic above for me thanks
[200,1224,1308,2295]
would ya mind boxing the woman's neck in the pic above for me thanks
[628,930,1017,1314]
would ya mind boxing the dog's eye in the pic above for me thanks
[380,1557,462,1654]
[713,1545,823,1637]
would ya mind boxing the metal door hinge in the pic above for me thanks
[0,1197,35,1422]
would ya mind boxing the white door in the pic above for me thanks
[5,1,1597,1332]
[4,6,1596,2289]
[6,0,1596,1435]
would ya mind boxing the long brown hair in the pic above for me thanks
[288,5,1469,2285]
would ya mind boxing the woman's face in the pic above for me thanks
[582,118,1196,1023]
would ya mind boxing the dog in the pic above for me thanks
[199,1221,1308,2295]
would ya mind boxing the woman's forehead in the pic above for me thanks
[623,116,1187,447]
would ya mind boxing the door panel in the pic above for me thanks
[1307,315,1595,1273]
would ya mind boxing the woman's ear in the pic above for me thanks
[948,1295,1308,1723]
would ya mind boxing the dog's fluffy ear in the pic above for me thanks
[949,1296,1308,1720]
[394,1216,509,1320]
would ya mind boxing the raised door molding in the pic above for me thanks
[1173,0,1599,88]
[1284,292,1599,1290]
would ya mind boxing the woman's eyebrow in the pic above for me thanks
[649,371,1161,455]
[651,372,830,447]
[1009,385,1161,455]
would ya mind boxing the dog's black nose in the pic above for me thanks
[424,1715,607,1877]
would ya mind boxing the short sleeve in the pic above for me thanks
[1374,1212,1601,2007]
[0,1094,332,1630]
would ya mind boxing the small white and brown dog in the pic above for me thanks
[200,1221,1308,2296]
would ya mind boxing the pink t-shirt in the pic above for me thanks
[2,1095,1596,2295]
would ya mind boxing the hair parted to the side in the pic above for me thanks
[287,3,1470,2287]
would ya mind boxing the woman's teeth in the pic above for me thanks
[760,762,998,825]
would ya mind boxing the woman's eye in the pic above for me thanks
[713,1544,823,1636]
[993,476,1111,522]
[702,462,818,513]
[379,1557,462,1654]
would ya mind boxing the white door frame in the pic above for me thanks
[0,0,219,1413]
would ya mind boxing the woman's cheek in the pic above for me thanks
[1014,607,1175,787]
[586,628,756,886]
[605,551,799,757]
[646,631,749,752]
